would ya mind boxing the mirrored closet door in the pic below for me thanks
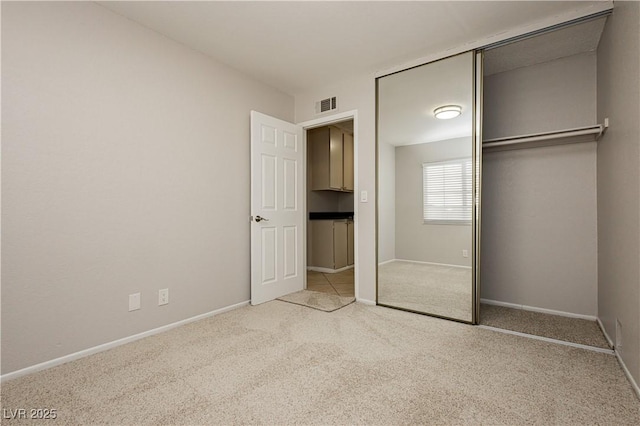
[376,51,480,323]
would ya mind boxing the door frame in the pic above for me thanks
[297,110,359,301]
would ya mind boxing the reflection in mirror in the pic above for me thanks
[377,51,475,322]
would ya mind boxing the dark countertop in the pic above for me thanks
[309,212,354,220]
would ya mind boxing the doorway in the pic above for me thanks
[304,118,356,299]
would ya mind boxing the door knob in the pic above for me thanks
[254,215,269,222]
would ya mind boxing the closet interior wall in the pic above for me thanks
[596,1,640,384]
[481,51,598,317]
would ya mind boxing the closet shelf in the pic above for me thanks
[482,122,608,152]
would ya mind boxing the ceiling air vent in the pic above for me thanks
[315,96,337,114]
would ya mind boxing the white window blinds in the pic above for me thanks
[422,158,472,224]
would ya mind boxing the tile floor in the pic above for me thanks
[307,269,354,297]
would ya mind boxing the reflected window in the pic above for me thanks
[422,158,472,224]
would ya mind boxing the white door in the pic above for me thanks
[250,111,304,305]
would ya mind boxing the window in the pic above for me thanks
[422,158,472,224]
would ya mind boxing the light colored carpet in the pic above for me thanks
[1,302,639,425]
[480,303,612,349]
[277,289,355,312]
[378,260,472,321]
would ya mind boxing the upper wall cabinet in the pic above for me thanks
[309,126,354,192]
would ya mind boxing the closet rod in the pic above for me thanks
[482,123,607,152]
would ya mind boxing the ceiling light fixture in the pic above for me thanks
[434,105,462,119]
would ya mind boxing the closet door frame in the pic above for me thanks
[375,50,482,325]
[472,50,483,325]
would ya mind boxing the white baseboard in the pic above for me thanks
[480,298,597,321]
[0,300,250,383]
[393,258,472,270]
[477,325,614,355]
[356,298,376,306]
[480,300,640,398]
[307,265,353,274]
[614,347,640,399]
[377,259,396,266]
[596,317,615,348]
[597,318,640,399]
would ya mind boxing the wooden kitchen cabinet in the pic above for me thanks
[333,221,348,269]
[309,219,354,270]
[309,126,354,192]
[342,133,354,192]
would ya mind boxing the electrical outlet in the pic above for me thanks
[159,288,169,306]
[129,293,141,311]
[462,249,469,258]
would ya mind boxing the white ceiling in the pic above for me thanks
[98,1,610,95]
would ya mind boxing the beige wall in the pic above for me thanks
[483,53,598,139]
[481,53,598,316]
[308,191,340,213]
[482,143,598,315]
[1,2,294,374]
[307,187,353,213]
[394,138,472,267]
[596,1,640,385]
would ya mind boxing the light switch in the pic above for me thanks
[360,190,368,203]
